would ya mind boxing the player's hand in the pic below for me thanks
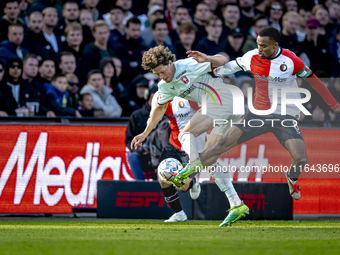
[333,105,340,114]
[187,51,209,63]
[131,133,147,150]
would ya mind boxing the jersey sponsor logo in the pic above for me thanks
[175,70,187,79]
[254,73,287,82]
[179,84,196,98]
[180,75,189,84]
[168,111,190,119]
[280,64,287,72]
[179,101,185,108]
[256,61,261,65]
[115,191,168,208]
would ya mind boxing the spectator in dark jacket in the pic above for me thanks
[36,59,56,85]
[82,20,115,77]
[125,85,158,180]
[0,57,40,116]
[113,17,148,85]
[329,25,340,77]
[83,0,103,22]
[28,0,63,19]
[41,7,62,55]
[149,19,175,55]
[21,11,58,62]
[107,5,126,48]
[99,57,139,116]
[0,60,8,117]
[0,0,26,43]
[0,24,29,66]
[224,28,245,61]
[43,73,82,117]
[174,23,197,60]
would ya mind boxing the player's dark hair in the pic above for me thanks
[87,69,104,81]
[152,19,168,30]
[51,73,66,83]
[258,26,281,43]
[126,16,141,27]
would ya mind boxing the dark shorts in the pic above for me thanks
[159,142,189,165]
[235,112,304,147]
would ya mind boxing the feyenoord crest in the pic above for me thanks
[179,101,185,108]
[280,64,287,72]
[181,75,189,84]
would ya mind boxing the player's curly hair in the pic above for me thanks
[142,45,176,71]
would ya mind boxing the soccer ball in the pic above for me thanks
[158,158,183,184]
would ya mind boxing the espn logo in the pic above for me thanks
[115,192,170,208]
[239,194,266,210]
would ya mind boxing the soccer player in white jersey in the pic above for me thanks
[173,27,340,204]
[131,45,249,226]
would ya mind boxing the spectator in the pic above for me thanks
[224,28,244,61]
[327,1,340,31]
[113,57,122,79]
[126,74,150,108]
[55,1,93,47]
[78,92,103,117]
[141,6,173,47]
[242,14,268,53]
[0,60,9,116]
[301,19,334,77]
[195,15,225,55]
[59,51,76,75]
[42,7,62,54]
[83,0,103,22]
[125,85,158,180]
[113,17,148,86]
[280,12,304,56]
[37,59,56,85]
[43,73,82,117]
[99,57,139,116]
[239,0,263,31]
[296,6,311,42]
[65,72,80,109]
[137,0,165,31]
[80,69,122,117]
[79,9,94,30]
[165,0,182,30]
[312,4,331,40]
[22,54,53,116]
[0,0,25,43]
[0,60,4,82]
[63,23,85,83]
[149,19,174,52]
[107,6,125,48]
[22,11,57,61]
[82,20,114,76]
[193,2,210,35]
[115,0,134,26]
[0,24,29,66]
[220,4,242,41]
[329,25,340,77]
[28,0,63,19]
[285,0,298,12]
[264,0,284,32]
[1,57,40,117]
[174,23,197,60]
[174,5,192,26]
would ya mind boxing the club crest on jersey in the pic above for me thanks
[179,101,185,108]
[280,64,287,72]
[181,76,189,84]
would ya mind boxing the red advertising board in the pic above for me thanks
[0,125,339,215]
[0,125,133,213]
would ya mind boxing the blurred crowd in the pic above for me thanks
[0,0,339,122]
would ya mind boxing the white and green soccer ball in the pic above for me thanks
[158,158,183,184]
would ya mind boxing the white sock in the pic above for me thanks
[176,210,185,216]
[209,163,241,208]
[179,132,199,161]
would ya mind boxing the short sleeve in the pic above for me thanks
[187,58,213,76]
[235,49,256,71]
[158,82,174,105]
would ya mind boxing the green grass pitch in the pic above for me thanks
[0,219,339,255]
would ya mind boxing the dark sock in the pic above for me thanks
[162,186,182,213]
[188,177,195,190]
[287,162,305,181]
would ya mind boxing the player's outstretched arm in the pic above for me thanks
[187,51,228,67]
[130,103,168,150]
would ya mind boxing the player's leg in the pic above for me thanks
[283,138,307,200]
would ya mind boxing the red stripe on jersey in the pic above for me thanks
[165,102,182,150]
[210,62,215,71]
[189,100,200,110]
[250,55,272,110]
[281,49,305,75]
